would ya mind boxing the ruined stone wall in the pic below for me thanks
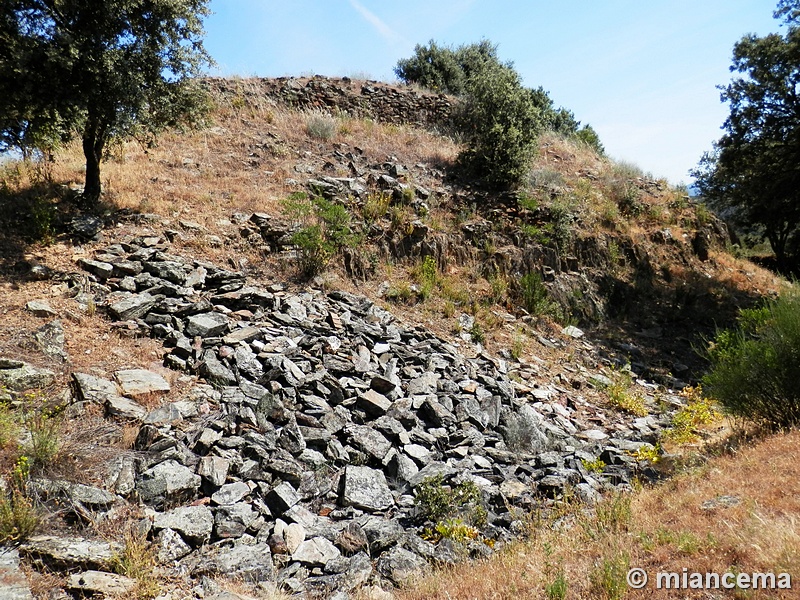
[206,76,454,128]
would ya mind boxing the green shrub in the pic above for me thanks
[21,400,63,470]
[517,272,556,316]
[590,551,630,600]
[455,65,543,188]
[545,570,568,600]
[469,321,485,344]
[703,291,800,427]
[282,194,360,277]
[415,475,486,527]
[394,39,500,96]
[0,457,39,544]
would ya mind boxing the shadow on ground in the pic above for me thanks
[0,176,113,282]
[590,260,767,385]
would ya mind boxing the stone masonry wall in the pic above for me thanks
[205,76,454,128]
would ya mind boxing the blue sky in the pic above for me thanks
[203,1,780,185]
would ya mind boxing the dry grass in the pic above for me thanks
[396,429,800,600]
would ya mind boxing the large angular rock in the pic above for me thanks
[291,536,340,566]
[0,360,55,392]
[197,455,230,487]
[67,571,136,595]
[72,373,118,402]
[106,394,147,419]
[214,503,259,538]
[211,481,250,506]
[152,505,214,545]
[183,541,275,583]
[137,460,201,503]
[115,369,171,396]
[186,312,229,337]
[376,547,427,585]
[108,292,156,321]
[345,425,392,461]
[156,527,193,562]
[357,389,392,416]
[265,482,300,514]
[19,535,121,570]
[339,466,394,512]
[34,320,67,362]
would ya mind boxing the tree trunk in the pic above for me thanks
[81,119,105,206]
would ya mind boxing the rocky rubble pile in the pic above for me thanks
[13,232,674,598]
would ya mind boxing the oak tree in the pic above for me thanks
[0,0,212,204]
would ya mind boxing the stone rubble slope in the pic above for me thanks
[10,229,678,598]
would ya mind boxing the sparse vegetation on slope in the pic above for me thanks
[0,73,793,599]
[393,430,800,600]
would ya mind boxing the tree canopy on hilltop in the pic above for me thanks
[693,0,800,272]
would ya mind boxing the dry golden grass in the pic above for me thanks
[395,429,800,600]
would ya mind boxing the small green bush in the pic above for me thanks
[0,457,39,544]
[282,194,360,277]
[517,272,557,316]
[415,475,486,528]
[590,551,630,600]
[703,291,800,427]
[545,570,568,600]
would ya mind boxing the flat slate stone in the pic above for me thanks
[106,394,147,420]
[26,300,57,318]
[0,548,33,600]
[292,537,340,566]
[67,571,136,595]
[357,389,392,416]
[153,505,214,544]
[186,312,229,337]
[137,460,201,502]
[109,292,156,321]
[211,481,250,506]
[0,360,55,392]
[19,535,121,570]
[115,369,171,396]
[72,373,118,402]
[339,466,394,512]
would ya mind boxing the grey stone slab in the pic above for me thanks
[115,369,171,396]
[152,505,214,545]
[67,571,136,595]
[109,292,156,321]
[19,535,121,570]
[339,466,394,512]
[0,360,55,392]
[0,548,33,600]
[186,312,229,337]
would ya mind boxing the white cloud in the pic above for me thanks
[348,0,407,46]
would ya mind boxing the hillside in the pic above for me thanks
[0,77,792,599]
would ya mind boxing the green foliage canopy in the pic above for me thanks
[703,290,800,427]
[693,1,800,271]
[394,40,604,188]
[0,0,212,204]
